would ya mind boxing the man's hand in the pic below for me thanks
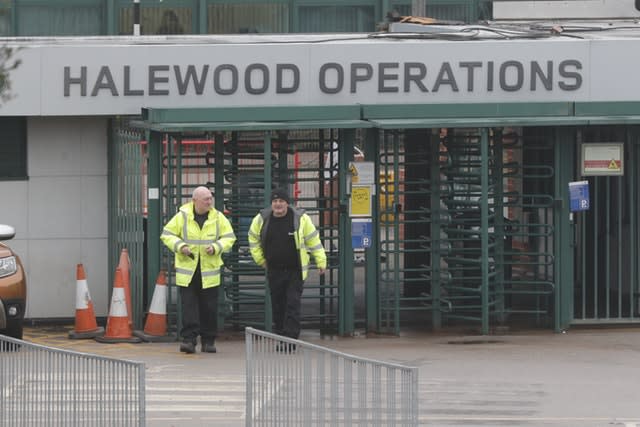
[180,246,192,257]
[206,244,215,255]
[318,268,326,275]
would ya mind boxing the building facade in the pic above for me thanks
[2,1,640,335]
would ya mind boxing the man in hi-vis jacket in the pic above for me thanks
[161,186,236,354]
[248,187,326,351]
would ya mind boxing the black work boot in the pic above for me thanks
[180,341,196,354]
[202,341,217,353]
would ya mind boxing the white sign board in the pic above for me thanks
[581,143,624,176]
[3,38,640,115]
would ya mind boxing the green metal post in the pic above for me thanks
[291,0,298,33]
[380,0,391,22]
[263,132,273,332]
[392,131,402,336]
[214,132,226,331]
[364,128,379,333]
[628,127,638,318]
[106,0,116,35]
[480,127,490,335]
[173,136,185,334]
[430,130,442,330]
[276,131,289,188]
[10,0,17,35]
[493,129,505,323]
[263,131,272,193]
[470,0,480,22]
[554,127,575,331]
[107,123,116,298]
[213,132,225,211]
[339,129,356,336]
[198,0,207,34]
[176,136,184,203]
[146,130,163,311]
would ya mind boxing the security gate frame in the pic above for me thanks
[111,102,640,335]
[132,105,371,336]
[374,126,559,335]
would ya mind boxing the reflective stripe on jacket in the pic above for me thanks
[248,206,327,281]
[160,202,236,288]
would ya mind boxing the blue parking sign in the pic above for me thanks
[569,181,590,212]
[351,219,372,249]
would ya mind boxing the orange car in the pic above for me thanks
[0,224,26,339]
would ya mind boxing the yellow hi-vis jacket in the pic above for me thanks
[160,202,236,288]
[248,207,327,280]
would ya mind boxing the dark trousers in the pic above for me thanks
[179,273,219,345]
[268,268,303,339]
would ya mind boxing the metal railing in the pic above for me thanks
[245,327,418,426]
[0,334,145,427]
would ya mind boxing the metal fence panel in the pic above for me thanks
[0,334,145,427]
[245,327,418,426]
[110,120,146,329]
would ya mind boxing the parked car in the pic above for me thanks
[0,224,26,339]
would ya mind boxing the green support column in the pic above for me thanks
[480,128,490,335]
[429,130,442,330]
[628,127,639,319]
[106,0,116,35]
[493,129,506,323]
[276,131,289,188]
[214,132,226,331]
[263,132,273,193]
[380,0,391,22]
[198,0,207,34]
[10,0,17,35]
[263,132,273,332]
[364,128,380,333]
[213,132,225,211]
[554,127,576,332]
[339,129,356,336]
[146,130,163,306]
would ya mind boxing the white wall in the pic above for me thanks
[0,117,110,319]
[493,0,640,20]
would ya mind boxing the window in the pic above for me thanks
[0,0,10,36]
[119,6,193,35]
[16,2,104,36]
[0,117,27,180]
[208,2,289,34]
[297,5,375,33]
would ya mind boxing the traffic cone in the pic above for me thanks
[117,248,134,329]
[95,267,141,343]
[68,264,104,339]
[134,270,175,342]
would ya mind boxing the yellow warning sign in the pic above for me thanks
[349,163,359,184]
[608,159,620,170]
[350,185,372,217]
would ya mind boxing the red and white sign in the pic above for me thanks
[582,143,624,176]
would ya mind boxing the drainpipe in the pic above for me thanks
[133,0,140,35]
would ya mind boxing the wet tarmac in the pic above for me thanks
[22,325,640,426]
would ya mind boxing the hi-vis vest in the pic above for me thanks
[248,207,327,281]
[161,202,236,288]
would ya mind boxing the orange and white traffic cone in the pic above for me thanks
[117,248,134,329]
[95,267,141,344]
[68,264,104,339]
[134,270,175,342]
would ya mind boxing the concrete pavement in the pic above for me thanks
[23,325,640,426]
